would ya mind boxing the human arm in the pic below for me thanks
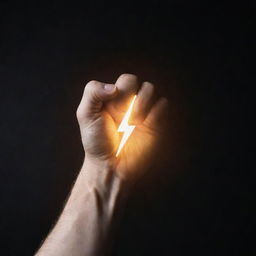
[35,74,168,256]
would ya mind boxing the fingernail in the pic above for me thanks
[104,84,116,92]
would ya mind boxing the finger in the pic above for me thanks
[76,80,117,122]
[143,97,169,133]
[112,73,139,112]
[132,81,154,124]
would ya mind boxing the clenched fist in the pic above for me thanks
[76,74,168,180]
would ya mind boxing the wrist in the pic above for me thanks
[81,155,119,194]
[63,155,128,219]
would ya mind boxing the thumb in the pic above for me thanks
[76,80,117,122]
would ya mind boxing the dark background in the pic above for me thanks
[0,2,255,255]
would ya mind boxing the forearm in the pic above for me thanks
[36,157,125,256]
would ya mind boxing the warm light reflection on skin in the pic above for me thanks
[116,95,137,157]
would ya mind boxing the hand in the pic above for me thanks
[76,74,168,180]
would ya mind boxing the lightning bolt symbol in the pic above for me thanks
[116,95,137,157]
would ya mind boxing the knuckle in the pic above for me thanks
[143,81,154,91]
[119,73,138,82]
[85,80,99,90]
[84,80,104,98]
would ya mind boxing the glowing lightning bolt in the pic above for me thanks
[116,95,137,157]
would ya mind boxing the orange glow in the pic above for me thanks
[116,95,137,157]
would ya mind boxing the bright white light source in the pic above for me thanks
[116,95,137,157]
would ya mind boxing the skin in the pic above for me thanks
[35,74,168,256]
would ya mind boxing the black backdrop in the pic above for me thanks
[0,2,254,255]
